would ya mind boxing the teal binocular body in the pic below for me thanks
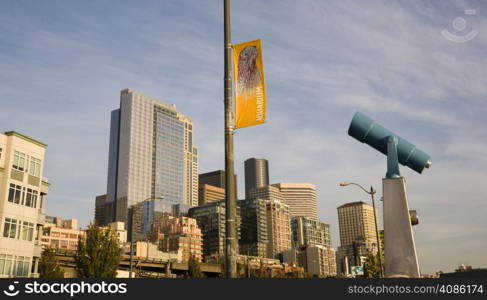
[348,112,431,174]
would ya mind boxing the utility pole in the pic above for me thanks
[223,0,237,278]
[370,186,384,277]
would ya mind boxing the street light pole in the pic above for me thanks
[223,0,237,278]
[369,186,384,278]
[340,182,384,277]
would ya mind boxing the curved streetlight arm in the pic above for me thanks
[340,182,375,195]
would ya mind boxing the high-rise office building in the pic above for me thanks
[265,199,292,259]
[238,198,268,258]
[248,185,283,203]
[246,185,291,259]
[336,201,378,275]
[0,131,49,277]
[105,89,198,225]
[244,158,269,199]
[272,183,318,220]
[337,201,378,250]
[198,170,235,190]
[94,194,107,226]
[291,216,331,248]
[188,200,240,261]
[198,184,225,206]
[239,194,292,259]
[198,170,237,200]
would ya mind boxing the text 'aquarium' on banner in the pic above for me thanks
[233,39,266,129]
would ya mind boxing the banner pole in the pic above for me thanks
[224,0,237,278]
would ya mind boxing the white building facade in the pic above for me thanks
[0,131,49,277]
[272,183,318,220]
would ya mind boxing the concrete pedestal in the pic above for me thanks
[383,177,420,277]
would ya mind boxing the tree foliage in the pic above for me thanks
[39,248,65,278]
[363,230,385,278]
[363,253,382,278]
[74,224,121,278]
[188,255,204,278]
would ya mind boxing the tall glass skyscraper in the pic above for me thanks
[105,89,198,225]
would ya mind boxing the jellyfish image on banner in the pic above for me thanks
[236,46,262,98]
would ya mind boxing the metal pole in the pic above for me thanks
[224,0,237,278]
[370,187,384,277]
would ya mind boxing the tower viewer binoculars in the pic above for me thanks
[348,112,432,175]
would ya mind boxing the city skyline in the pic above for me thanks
[1,0,486,274]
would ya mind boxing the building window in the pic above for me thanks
[3,218,18,239]
[0,254,14,276]
[29,157,41,177]
[12,151,26,171]
[15,256,30,277]
[8,184,38,208]
[0,147,2,160]
[60,240,68,249]
[8,184,22,204]
[24,189,38,208]
[20,222,34,241]
[0,255,30,277]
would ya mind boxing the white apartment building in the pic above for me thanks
[0,131,49,277]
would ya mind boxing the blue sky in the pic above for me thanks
[1,0,486,274]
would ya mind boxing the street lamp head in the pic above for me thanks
[339,182,349,187]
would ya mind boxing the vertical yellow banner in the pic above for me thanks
[233,39,266,129]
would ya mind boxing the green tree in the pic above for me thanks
[363,230,385,278]
[363,253,382,278]
[188,255,204,278]
[39,248,65,278]
[74,224,121,278]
